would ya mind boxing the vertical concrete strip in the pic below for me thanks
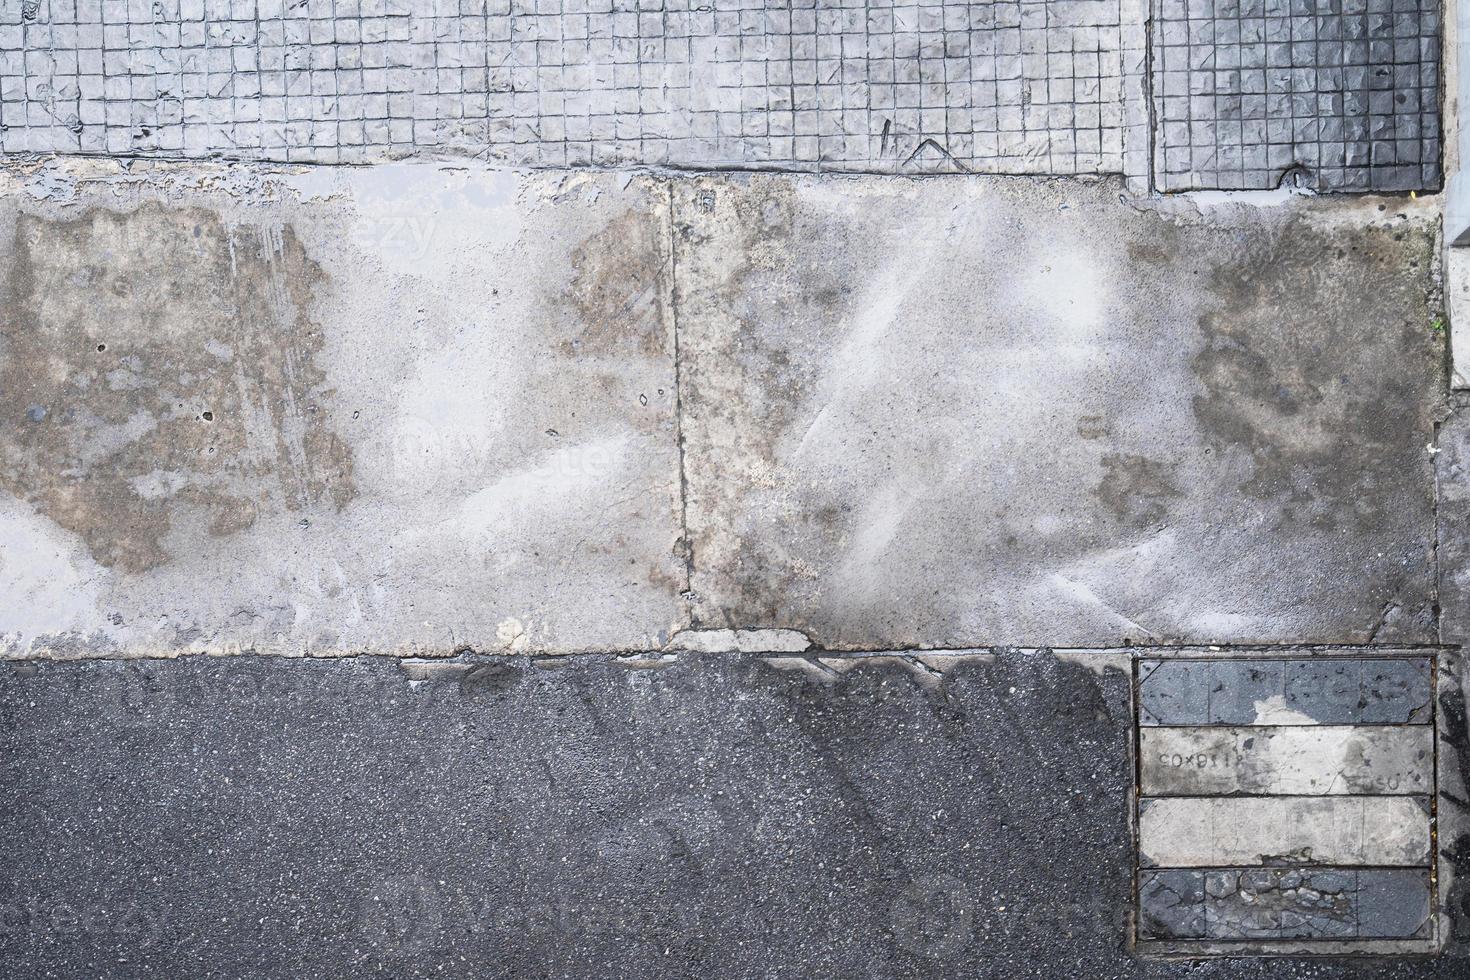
[1439,408,1470,644]
[1139,726,1434,797]
[1446,249,1470,389]
[1447,0,1470,243]
[1137,797,1432,868]
[1119,0,1152,193]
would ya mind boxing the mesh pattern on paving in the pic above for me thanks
[0,0,1136,175]
[1150,0,1441,192]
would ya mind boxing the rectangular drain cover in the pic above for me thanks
[1133,655,1437,952]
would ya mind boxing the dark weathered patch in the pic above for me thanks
[1140,868,1431,941]
[1190,218,1441,523]
[0,204,354,573]
[1180,215,1442,641]
[1137,657,1434,726]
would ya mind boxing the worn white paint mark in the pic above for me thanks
[617,652,680,668]
[1250,694,1318,725]
[1140,726,1433,796]
[1138,796,1430,868]
[917,652,997,669]
[1054,650,1131,676]
[1185,187,1316,209]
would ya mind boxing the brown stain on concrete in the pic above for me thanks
[0,203,355,573]
[1126,239,1172,266]
[1076,415,1109,439]
[562,207,670,358]
[672,179,822,629]
[682,178,812,463]
[1097,453,1184,527]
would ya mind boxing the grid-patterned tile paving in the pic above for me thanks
[0,0,1144,175]
[1150,0,1441,191]
[0,0,1442,191]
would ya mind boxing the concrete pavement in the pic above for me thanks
[0,161,1450,658]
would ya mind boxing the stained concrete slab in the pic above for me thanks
[1139,868,1433,941]
[1137,658,1434,726]
[673,175,1445,649]
[1139,725,1434,796]
[1,649,1464,979]
[0,162,686,658]
[0,164,1449,657]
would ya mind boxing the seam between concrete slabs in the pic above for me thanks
[0,150,1127,182]
[664,179,696,628]
[3,644,1459,666]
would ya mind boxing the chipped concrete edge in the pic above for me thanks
[1,154,1446,216]
[5,640,1454,663]
[1441,0,1468,384]
[1443,0,1467,245]
[6,642,1454,664]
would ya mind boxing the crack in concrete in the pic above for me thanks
[1368,599,1403,645]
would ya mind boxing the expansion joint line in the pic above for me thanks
[664,182,696,624]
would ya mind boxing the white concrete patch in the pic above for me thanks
[0,498,115,651]
[666,629,812,654]
[1184,187,1317,209]
[1248,694,1319,725]
[1137,796,1431,868]
[1447,246,1470,389]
